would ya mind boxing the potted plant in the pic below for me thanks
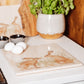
[29,0,74,39]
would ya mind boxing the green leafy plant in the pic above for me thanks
[29,0,74,16]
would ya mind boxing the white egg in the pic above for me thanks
[4,42,15,51]
[16,42,27,50]
[12,45,23,54]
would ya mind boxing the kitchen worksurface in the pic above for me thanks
[0,35,84,84]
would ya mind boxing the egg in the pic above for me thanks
[16,42,27,50]
[4,42,15,51]
[12,45,23,54]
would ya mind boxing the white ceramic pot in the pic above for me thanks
[37,14,65,39]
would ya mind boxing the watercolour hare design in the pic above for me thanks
[0,17,24,37]
[18,51,73,71]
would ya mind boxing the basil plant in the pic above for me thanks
[29,0,74,16]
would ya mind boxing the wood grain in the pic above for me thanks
[65,0,84,47]
[83,16,84,47]
[19,0,38,36]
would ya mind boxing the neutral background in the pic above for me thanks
[0,0,84,47]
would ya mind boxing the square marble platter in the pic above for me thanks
[1,36,83,77]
